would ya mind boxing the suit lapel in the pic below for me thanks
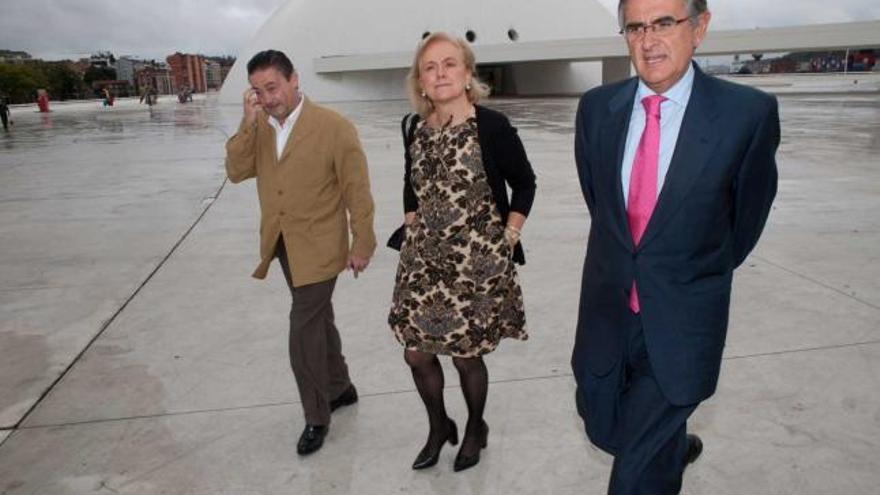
[600,79,638,251]
[279,97,318,164]
[258,117,278,167]
[639,66,720,249]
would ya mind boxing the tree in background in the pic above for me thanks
[83,66,117,87]
[37,62,88,100]
[0,62,90,103]
[0,64,48,103]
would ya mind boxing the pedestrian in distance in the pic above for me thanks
[0,96,12,132]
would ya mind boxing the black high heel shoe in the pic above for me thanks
[412,419,459,470]
[453,421,488,472]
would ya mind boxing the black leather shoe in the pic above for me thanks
[330,385,358,412]
[412,419,459,470]
[685,434,703,465]
[453,421,488,472]
[297,425,328,456]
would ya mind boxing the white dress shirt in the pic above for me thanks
[267,94,304,161]
[621,64,695,207]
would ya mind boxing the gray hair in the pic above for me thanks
[617,0,708,29]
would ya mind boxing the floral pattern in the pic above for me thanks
[388,117,527,357]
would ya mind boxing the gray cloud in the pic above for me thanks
[1,0,878,61]
[0,0,286,60]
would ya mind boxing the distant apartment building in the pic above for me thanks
[116,57,145,86]
[0,50,33,64]
[89,52,116,68]
[166,53,207,93]
[220,63,233,86]
[205,60,223,90]
[136,64,174,95]
[204,56,236,89]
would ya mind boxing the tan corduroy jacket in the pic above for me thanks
[225,98,376,287]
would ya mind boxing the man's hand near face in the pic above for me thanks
[242,88,262,127]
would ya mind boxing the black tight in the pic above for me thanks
[404,350,488,456]
[452,355,488,456]
[405,350,450,447]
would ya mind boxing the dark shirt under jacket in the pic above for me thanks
[389,104,537,265]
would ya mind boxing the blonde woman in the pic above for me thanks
[388,32,536,472]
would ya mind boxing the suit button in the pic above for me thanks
[277,190,283,195]
[279,211,285,216]
[632,252,638,260]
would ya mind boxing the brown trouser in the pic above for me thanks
[276,241,352,426]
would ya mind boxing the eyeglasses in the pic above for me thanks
[620,15,695,39]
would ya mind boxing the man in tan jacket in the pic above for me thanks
[225,50,376,455]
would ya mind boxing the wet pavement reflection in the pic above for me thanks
[3,92,877,156]
[1,88,879,494]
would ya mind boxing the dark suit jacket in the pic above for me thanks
[571,65,779,406]
[388,104,537,264]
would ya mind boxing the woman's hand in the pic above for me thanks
[504,225,521,248]
[504,212,526,247]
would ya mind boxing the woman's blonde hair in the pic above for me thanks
[406,32,491,118]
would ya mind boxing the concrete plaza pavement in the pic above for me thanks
[0,90,878,494]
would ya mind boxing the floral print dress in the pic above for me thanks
[388,117,527,357]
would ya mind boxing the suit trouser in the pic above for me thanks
[579,311,697,495]
[276,241,352,426]
[1,112,8,131]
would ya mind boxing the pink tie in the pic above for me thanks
[627,95,665,313]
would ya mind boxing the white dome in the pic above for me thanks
[220,0,618,103]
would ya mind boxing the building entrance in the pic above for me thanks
[477,65,516,96]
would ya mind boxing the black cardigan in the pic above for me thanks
[388,104,537,264]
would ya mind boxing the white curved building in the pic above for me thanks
[219,0,619,103]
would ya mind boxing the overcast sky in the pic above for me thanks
[1,0,878,61]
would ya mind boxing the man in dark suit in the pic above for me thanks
[571,1,779,493]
